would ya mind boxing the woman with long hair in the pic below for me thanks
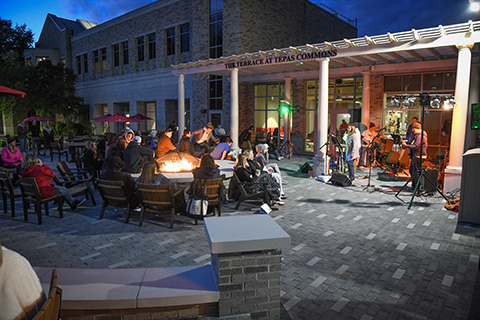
[83,141,103,177]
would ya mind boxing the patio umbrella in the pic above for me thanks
[130,113,153,120]
[23,115,54,122]
[0,85,26,98]
[106,114,140,122]
[91,114,112,122]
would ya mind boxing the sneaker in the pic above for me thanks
[282,180,288,185]
[280,194,288,200]
[277,156,284,161]
[70,198,86,211]
[275,201,285,206]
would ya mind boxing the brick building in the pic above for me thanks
[24,0,357,134]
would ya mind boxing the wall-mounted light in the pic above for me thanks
[444,98,455,109]
[390,98,400,108]
[430,98,441,109]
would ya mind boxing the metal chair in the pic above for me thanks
[49,137,68,162]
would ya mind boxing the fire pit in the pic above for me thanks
[156,152,200,173]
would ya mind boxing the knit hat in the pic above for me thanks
[133,136,142,143]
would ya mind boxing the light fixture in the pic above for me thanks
[402,97,415,108]
[390,98,400,108]
[430,98,441,109]
[470,0,480,12]
[444,98,455,109]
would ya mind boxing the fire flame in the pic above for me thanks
[160,158,196,172]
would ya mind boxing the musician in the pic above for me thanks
[402,122,427,190]
[405,117,419,143]
[359,122,376,167]
[345,123,361,181]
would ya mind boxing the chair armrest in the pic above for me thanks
[57,175,91,184]
[173,187,186,197]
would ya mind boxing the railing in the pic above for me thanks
[312,1,358,27]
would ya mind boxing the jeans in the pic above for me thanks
[18,138,27,153]
[409,157,421,189]
[347,159,356,180]
[55,186,74,205]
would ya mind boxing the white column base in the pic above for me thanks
[443,166,462,194]
[312,155,328,176]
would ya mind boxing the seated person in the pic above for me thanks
[234,154,283,205]
[248,148,286,199]
[0,242,46,320]
[210,138,233,160]
[83,141,104,177]
[192,122,218,155]
[20,154,86,211]
[214,124,226,137]
[192,154,221,180]
[136,161,186,213]
[239,125,254,152]
[99,156,138,203]
[156,127,177,159]
[1,136,23,182]
[123,136,154,173]
[179,129,195,156]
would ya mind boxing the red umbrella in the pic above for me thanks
[0,85,26,98]
[130,113,153,120]
[23,115,54,122]
[91,114,112,122]
[106,114,140,122]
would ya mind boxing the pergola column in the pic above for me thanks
[230,68,239,150]
[284,77,292,144]
[361,71,371,126]
[313,58,329,176]
[444,45,473,193]
[178,74,185,135]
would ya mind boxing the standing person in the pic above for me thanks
[210,138,232,160]
[43,122,55,147]
[0,242,46,320]
[156,127,177,159]
[359,122,376,167]
[239,125,254,152]
[16,121,28,153]
[402,122,428,191]
[214,124,226,137]
[339,119,348,133]
[179,129,195,156]
[29,120,42,155]
[406,117,419,143]
[192,122,218,155]
[20,154,86,210]
[123,136,155,173]
[345,123,361,181]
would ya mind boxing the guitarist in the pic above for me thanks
[402,122,428,191]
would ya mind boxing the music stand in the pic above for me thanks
[395,93,449,208]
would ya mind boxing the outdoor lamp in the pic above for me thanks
[444,98,455,109]
[403,98,415,108]
[390,98,400,108]
[430,98,441,109]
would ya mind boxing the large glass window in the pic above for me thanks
[93,50,99,71]
[254,83,285,137]
[113,44,120,67]
[76,56,81,74]
[209,0,223,58]
[101,48,106,69]
[180,24,190,53]
[136,37,145,62]
[82,53,88,73]
[148,34,156,59]
[122,41,129,65]
[166,28,175,56]
[209,75,223,110]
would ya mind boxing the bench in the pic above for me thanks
[34,265,219,318]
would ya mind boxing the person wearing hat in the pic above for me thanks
[156,127,177,159]
[239,125,254,152]
[123,136,155,173]
[402,122,428,191]
[192,122,219,155]
[0,241,46,320]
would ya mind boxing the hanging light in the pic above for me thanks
[444,98,455,109]
[430,98,441,109]
[402,97,415,108]
[390,98,400,108]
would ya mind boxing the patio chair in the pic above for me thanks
[188,177,224,225]
[232,172,271,210]
[33,269,62,320]
[53,174,96,206]
[57,161,94,189]
[96,178,134,222]
[0,170,22,217]
[49,137,68,162]
[137,183,186,228]
[19,177,64,225]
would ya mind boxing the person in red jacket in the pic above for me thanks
[20,154,85,211]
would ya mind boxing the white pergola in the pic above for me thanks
[172,21,480,192]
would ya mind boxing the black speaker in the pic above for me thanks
[423,168,438,193]
[329,172,352,187]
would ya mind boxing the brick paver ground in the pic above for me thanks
[1,154,479,319]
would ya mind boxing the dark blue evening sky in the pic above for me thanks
[1,0,477,43]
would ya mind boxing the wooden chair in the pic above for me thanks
[96,178,133,222]
[19,177,64,225]
[49,137,68,162]
[188,178,224,225]
[57,161,93,189]
[233,172,270,210]
[33,269,62,320]
[0,170,22,217]
[53,174,96,206]
[137,183,186,228]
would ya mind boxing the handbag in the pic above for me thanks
[187,181,208,216]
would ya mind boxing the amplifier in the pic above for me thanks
[423,168,438,194]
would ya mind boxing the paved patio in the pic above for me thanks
[1,154,479,319]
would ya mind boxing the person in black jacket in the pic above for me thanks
[123,136,155,173]
[192,154,221,180]
[100,156,138,204]
[179,129,195,156]
[83,141,103,177]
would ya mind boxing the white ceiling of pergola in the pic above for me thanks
[172,21,480,80]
